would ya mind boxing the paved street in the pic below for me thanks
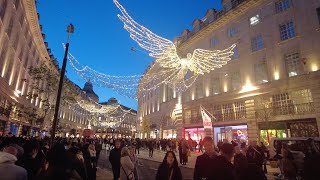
[97,149,194,180]
[97,148,279,180]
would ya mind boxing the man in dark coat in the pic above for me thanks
[209,143,236,180]
[16,140,42,180]
[246,140,265,171]
[109,140,121,180]
[193,136,218,180]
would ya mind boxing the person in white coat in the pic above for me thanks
[0,146,27,180]
[120,147,135,180]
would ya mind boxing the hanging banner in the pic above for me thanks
[200,105,212,129]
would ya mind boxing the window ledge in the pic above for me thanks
[277,35,300,45]
[251,48,266,54]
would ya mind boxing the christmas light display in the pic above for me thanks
[114,0,236,78]
[66,1,236,100]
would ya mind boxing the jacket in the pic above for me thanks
[120,156,135,180]
[156,163,182,180]
[109,148,121,168]
[194,153,217,180]
[0,152,27,180]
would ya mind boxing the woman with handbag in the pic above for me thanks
[156,151,182,180]
[120,147,135,180]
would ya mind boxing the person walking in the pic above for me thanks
[128,146,140,180]
[181,138,189,165]
[211,143,237,180]
[120,147,135,180]
[280,147,297,180]
[148,140,154,158]
[85,144,97,180]
[109,140,122,180]
[193,136,218,180]
[17,140,42,180]
[246,140,265,172]
[156,151,182,180]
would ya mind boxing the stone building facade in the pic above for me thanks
[137,0,320,145]
[0,0,89,136]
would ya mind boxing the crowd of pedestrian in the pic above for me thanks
[1,133,320,180]
[0,135,102,180]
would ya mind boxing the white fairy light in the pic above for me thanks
[65,1,236,100]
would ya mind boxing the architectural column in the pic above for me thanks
[245,99,259,141]
[174,103,183,139]
[4,120,11,135]
[18,123,23,136]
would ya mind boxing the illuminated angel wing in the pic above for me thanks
[113,0,180,68]
[191,44,236,74]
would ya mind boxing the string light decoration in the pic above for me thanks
[66,1,236,100]
[114,0,236,87]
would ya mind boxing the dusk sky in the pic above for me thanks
[37,0,222,110]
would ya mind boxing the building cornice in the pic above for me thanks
[178,0,263,51]
[138,0,264,92]
[22,0,55,72]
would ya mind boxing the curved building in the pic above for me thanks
[0,0,90,136]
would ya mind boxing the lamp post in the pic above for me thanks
[50,24,74,146]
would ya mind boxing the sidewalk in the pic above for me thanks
[96,167,114,180]
[136,148,197,169]
[135,149,280,178]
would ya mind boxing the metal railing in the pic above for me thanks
[255,102,315,119]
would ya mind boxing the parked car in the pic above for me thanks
[268,137,320,170]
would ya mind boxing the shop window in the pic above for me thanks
[289,120,319,137]
[234,101,246,120]
[285,52,303,77]
[191,108,200,122]
[213,105,222,121]
[275,0,291,14]
[272,93,294,115]
[222,103,235,121]
[279,21,296,41]
[290,89,314,114]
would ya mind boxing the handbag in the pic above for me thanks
[187,150,191,157]
[121,165,134,180]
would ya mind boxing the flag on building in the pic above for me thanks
[200,105,212,129]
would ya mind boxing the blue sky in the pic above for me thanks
[37,0,222,110]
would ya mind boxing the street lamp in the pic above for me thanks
[50,24,74,145]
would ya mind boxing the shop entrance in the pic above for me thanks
[184,127,205,144]
[213,125,248,145]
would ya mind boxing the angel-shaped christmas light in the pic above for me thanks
[114,0,236,84]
